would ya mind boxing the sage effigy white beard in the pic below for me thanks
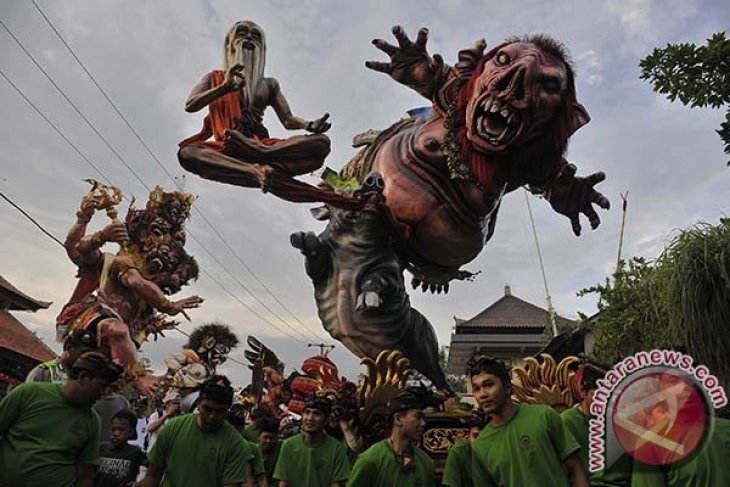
[226,43,265,105]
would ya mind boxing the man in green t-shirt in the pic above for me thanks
[140,375,254,487]
[273,394,350,486]
[442,413,485,487]
[631,415,730,486]
[561,362,631,486]
[469,356,589,487]
[258,415,282,487]
[347,385,437,487]
[0,351,123,487]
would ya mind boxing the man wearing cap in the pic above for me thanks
[347,386,436,487]
[469,356,589,487]
[0,351,123,487]
[273,393,351,487]
[139,375,254,487]
[26,328,96,383]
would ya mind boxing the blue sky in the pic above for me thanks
[1,0,728,384]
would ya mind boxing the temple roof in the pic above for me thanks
[0,275,52,311]
[453,284,575,331]
[0,311,56,363]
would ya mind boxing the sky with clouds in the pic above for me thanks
[1,0,728,385]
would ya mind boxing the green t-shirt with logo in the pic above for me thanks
[347,439,435,487]
[561,405,631,486]
[261,440,282,486]
[0,382,100,487]
[631,416,730,487]
[472,403,580,487]
[442,439,472,487]
[274,433,350,487]
[148,413,251,487]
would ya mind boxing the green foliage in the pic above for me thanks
[321,167,361,191]
[659,219,730,388]
[580,219,730,389]
[578,257,676,365]
[639,32,730,164]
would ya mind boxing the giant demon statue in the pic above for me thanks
[340,27,610,287]
[56,183,204,395]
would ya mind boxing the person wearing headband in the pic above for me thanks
[140,375,254,487]
[347,385,438,487]
[273,392,351,487]
[0,351,122,486]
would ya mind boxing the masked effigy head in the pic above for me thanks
[186,322,239,371]
[124,186,197,293]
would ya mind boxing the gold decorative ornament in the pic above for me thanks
[511,354,580,413]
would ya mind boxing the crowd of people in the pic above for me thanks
[1,335,729,486]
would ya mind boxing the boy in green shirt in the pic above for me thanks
[273,394,350,487]
[469,356,589,487]
[561,362,631,486]
[347,386,437,487]
[442,413,485,487]
[257,416,282,487]
[140,375,254,487]
[0,351,122,487]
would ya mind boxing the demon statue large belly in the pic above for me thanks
[291,173,450,392]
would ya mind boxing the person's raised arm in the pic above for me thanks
[185,65,244,113]
[118,264,203,318]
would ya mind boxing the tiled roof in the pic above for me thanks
[454,294,576,330]
[0,275,52,311]
[0,311,56,363]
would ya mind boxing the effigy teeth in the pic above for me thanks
[500,107,510,118]
[490,101,501,113]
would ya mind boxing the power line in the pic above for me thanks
[0,190,64,247]
[0,73,311,346]
[0,17,150,194]
[29,0,181,187]
[1,13,323,344]
[25,3,328,342]
[0,68,112,187]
